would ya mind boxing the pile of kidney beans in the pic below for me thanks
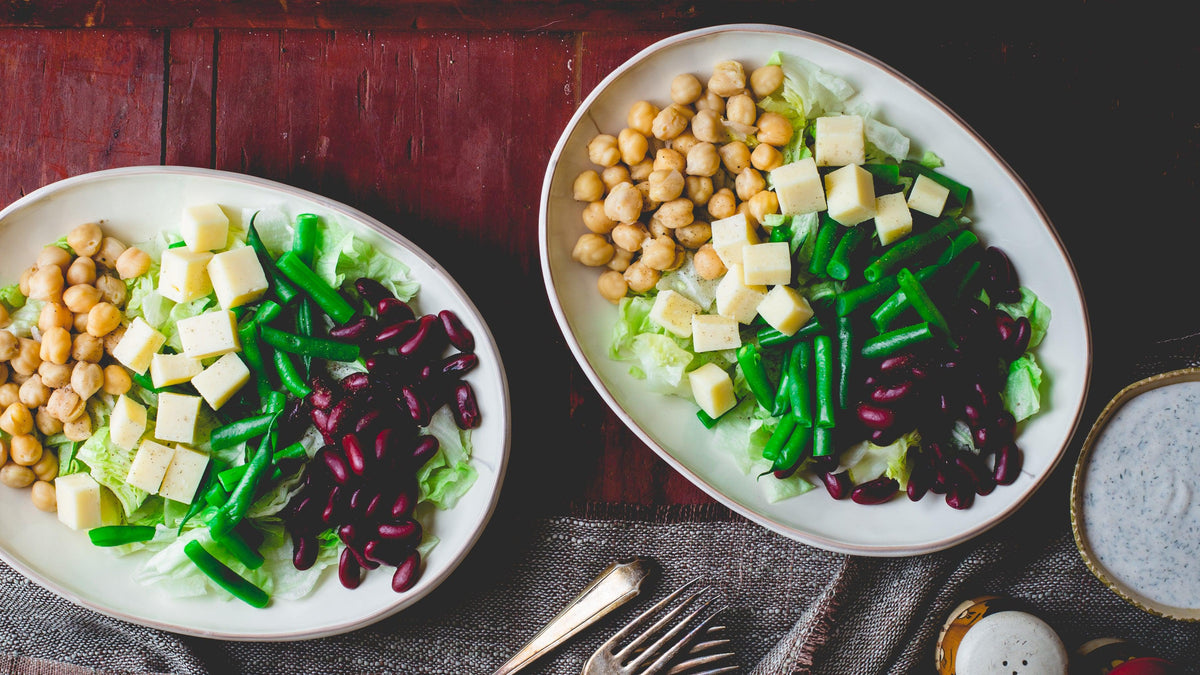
[818,246,1032,509]
[281,277,481,592]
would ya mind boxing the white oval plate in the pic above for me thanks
[540,24,1091,556]
[0,166,510,639]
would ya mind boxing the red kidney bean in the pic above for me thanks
[348,487,366,516]
[1011,317,1031,356]
[375,319,418,347]
[453,381,480,429]
[970,382,996,410]
[326,398,356,438]
[397,386,430,427]
[292,533,318,571]
[851,477,899,505]
[907,463,930,502]
[377,296,415,323]
[954,453,995,496]
[869,380,917,406]
[340,372,371,394]
[930,468,949,495]
[355,409,382,436]
[329,315,379,344]
[438,309,475,353]
[983,246,1021,303]
[365,539,414,567]
[321,486,343,524]
[364,492,384,520]
[994,410,1016,438]
[321,448,350,485]
[378,519,422,543]
[398,314,447,358]
[373,427,399,464]
[337,523,359,546]
[338,547,362,589]
[391,489,416,520]
[962,403,984,428]
[355,277,393,306]
[879,352,919,375]
[856,403,895,431]
[308,377,335,410]
[820,471,853,500]
[391,551,422,593]
[441,353,479,377]
[972,425,994,451]
[945,484,975,510]
[993,444,1022,485]
[411,435,440,467]
[342,434,368,476]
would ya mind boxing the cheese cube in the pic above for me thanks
[55,473,105,530]
[688,363,736,419]
[208,246,269,309]
[756,286,814,336]
[109,394,147,451]
[771,157,827,216]
[190,353,250,410]
[155,392,203,445]
[814,115,865,167]
[150,352,203,388]
[874,192,914,246]
[648,290,702,338]
[715,263,768,324]
[907,174,951,217]
[158,248,214,304]
[111,317,167,375]
[181,203,230,252]
[126,439,175,493]
[741,242,792,286]
[178,310,240,360]
[691,314,741,353]
[158,444,210,504]
[710,212,760,267]
[824,164,877,226]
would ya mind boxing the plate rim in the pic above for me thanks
[0,164,513,640]
[538,23,1093,556]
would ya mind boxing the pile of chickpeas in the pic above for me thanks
[0,222,148,513]
[569,59,790,303]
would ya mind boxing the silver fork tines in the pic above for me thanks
[583,581,736,675]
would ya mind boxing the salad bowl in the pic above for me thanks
[0,166,511,639]
[539,24,1091,556]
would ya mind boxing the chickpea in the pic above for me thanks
[651,106,689,141]
[669,130,701,158]
[634,181,660,213]
[628,158,654,182]
[617,128,648,166]
[102,364,132,396]
[596,269,630,304]
[737,200,755,222]
[71,312,89,332]
[719,142,752,174]
[103,324,126,356]
[601,165,631,192]
[9,369,28,386]
[71,361,104,400]
[36,406,64,436]
[32,451,58,482]
[1,402,33,436]
[685,176,714,206]
[587,134,621,167]
[37,245,74,273]
[750,65,784,98]
[18,266,35,296]
[18,374,50,409]
[582,201,617,235]
[685,142,721,177]
[0,304,9,329]
[756,112,794,147]
[607,247,634,273]
[39,326,71,366]
[94,274,127,307]
[28,265,64,302]
[694,244,727,280]
[726,94,757,127]
[63,414,92,442]
[47,388,85,423]
[0,363,6,386]
[652,148,686,175]
[623,260,661,293]
[626,100,660,137]
[690,109,727,145]
[735,167,766,202]
[749,190,781,228]
[571,234,615,267]
[670,73,703,105]
[38,362,73,389]
[115,246,152,280]
[611,223,650,253]
[708,60,747,97]
[31,480,56,512]
[675,221,712,249]
[573,170,605,202]
[647,214,673,240]
[11,338,42,376]
[603,182,643,225]
[37,303,73,334]
[655,198,694,230]
[86,302,122,337]
[0,384,18,409]
[62,283,101,314]
[65,256,97,286]
[0,331,18,361]
[694,89,726,115]
[707,188,738,221]
[67,222,104,258]
[10,434,42,466]
[94,236,127,269]
[647,169,685,203]
[751,143,785,172]
[640,237,678,271]
[0,463,35,489]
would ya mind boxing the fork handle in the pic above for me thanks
[491,557,655,675]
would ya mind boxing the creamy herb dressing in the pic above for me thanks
[1081,381,1200,609]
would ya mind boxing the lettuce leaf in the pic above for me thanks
[0,284,26,311]
[5,297,43,339]
[1003,353,1044,422]
[996,287,1052,349]
[416,407,478,509]
[315,219,419,302]
[656,254,721,311]
[840,430,921,488]
[75,427,149,518]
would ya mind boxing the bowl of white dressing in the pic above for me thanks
[1072,368,1200,622]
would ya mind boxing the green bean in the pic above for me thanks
[295,299,315,377]
[813,335,836,428]
[862,218,962,282]
[788,340,813,427]
[835,275,899,317]
[260,325,360,362]
[757,317,825,347]
[275,251,356,324]
[246,223,300,305]
[761,414,798,462]
[837,315,855,410]
[183,540,269,608]
[861,322,935,359]
[204,480,230,507]
[264,389,286,415]
[254,301,282,325]
[275,442,307,462]
[213,420,277,536]
[955,260,984,301]
[212,528,265,571]
[736,344,775,410]
[292,214,319,266]
[237,320,276,401]
[934,230,979,266]
[772,348,794,417]
[862,163,901,186]
[812,424,835,458]
[808,216,842,277]
[273,349,312,398]
[772,422,813,473]
[896,268,956,347]
[211,413,275,451]
[826,223,870,281]
[168,240,187,249]
[88,525,156,547]
[768,219,793,243]
[869,266,936,332]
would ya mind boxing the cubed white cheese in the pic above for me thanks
[710,212,760,267]
[55,473,104,530]
[824,164,877,226]
[741,242,792,286]
[907,174,951,217]
[756,286,815,336]
[109,394,147,451]
[771,157,827,216]
[190,352,250,410]
[150,352,204,388]
[648,290,702,337]
[814,115,865,167]
[178,310,240,360]
[688,363,736,419]
[715,263,768,324]
[158,444,210,504]
[126,439,175,494]
[155,392,203,445]
[181,203,230,252]
[691,314,741,353]
[158,248,214,304]
[874,192,914,246]
[208,246,269,309]
[111,317,167,375]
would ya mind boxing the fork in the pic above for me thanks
[582,579,737,675]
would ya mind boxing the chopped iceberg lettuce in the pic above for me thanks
[840,430,920,488]
[76,427,149,517]
[996,287,1052,349]
[1002,353,1044,422]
